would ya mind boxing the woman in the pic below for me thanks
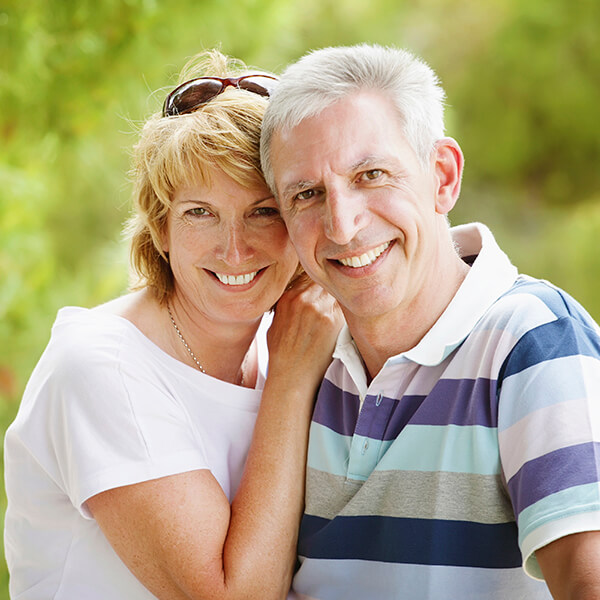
[4,50,341,599]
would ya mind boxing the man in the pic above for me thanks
[261,44,600,599]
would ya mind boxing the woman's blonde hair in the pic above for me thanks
[126,49,272,302]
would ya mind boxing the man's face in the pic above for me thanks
[269,91,455,324]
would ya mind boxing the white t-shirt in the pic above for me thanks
[4,306,271,599]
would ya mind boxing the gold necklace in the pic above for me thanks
[167,305,206,373]
[167,305,247,385]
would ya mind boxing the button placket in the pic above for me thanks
[347,391,392,481]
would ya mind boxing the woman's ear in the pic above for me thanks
[432,137,464,215]
[160,227,169,254]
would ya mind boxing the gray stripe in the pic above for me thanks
[306,467,515,524]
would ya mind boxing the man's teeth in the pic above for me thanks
[338,242,390,268]
[215,271,258,285]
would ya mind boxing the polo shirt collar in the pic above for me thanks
[333,222,519,374]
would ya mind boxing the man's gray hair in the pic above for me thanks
[260,44,446,193]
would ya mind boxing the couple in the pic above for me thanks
[5,45,600,599]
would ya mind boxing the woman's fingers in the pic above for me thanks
[268,279,343,383]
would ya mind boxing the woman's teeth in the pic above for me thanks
[338,241,390,268]
[215,271,258,285]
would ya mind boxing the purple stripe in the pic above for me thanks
[410,378,498,428]
[356,394,412,439]
[314,376,498,441]
[508,442,600,514]
[312,379,360,436]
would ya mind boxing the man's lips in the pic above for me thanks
[336,241,391,268]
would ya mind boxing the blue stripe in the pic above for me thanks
[517,482,600,548]
[500,317,600,380]
[508,442,600,514]
[308,422,501,476]
[307,423,353,477]
[298,514,522,569]
[377,424,500,475]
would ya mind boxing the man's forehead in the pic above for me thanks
[268,91,412,195]
[273,89,397,139]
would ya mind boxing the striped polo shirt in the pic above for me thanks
[292,223,600,600]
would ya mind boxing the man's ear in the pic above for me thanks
[432,137,464,215]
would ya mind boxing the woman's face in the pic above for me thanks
[162,167,299,325]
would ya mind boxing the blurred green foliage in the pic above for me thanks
[1,0,599,596]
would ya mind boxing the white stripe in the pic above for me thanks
[293,557,551,600]
[441,325,519,380]
[499,354,600,431]
[521,510,600,580]
[499,364,600,481]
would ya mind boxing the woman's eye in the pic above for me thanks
[187,207,209,217]
[254,206,279,217]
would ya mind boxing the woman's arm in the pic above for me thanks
[87,281,342,600]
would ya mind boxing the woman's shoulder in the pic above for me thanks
[41,292,158,375]
[53,289,145,340]
[40,308,131,382]
[12,303,147,433]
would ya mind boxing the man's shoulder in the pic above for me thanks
[479,275,598,335]
[476,276,600,381]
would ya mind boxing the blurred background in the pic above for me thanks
[1,0,599,595]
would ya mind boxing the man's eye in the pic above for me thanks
[363,169,383,180]
[295,189,315,201]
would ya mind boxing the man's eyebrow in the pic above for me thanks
[278,157,397,200]
[351,155,395,171]
[280,180,318,199]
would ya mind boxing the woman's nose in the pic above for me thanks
[215,222,255,265]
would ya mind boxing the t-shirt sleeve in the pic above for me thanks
[497,311,600,579]
[46,338,210,518]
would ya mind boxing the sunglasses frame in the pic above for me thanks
[162,74,278,117]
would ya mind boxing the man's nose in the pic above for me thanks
[323,189,367,246]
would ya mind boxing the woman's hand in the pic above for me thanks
[88,275,342,600]
[267,273,344,393]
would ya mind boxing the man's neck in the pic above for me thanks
[346,251,470,381]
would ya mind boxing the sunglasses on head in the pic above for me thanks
[162,74,278,117]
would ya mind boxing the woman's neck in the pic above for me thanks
[113,288,261,387]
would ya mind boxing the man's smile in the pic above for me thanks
[336,241,391,268]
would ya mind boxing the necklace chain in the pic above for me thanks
[167,305,247,386]
[167,305,206,373]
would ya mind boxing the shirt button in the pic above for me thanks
[361,439,369,454]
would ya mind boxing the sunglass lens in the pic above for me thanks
[168,79,224,115]
[238,76,277,97]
